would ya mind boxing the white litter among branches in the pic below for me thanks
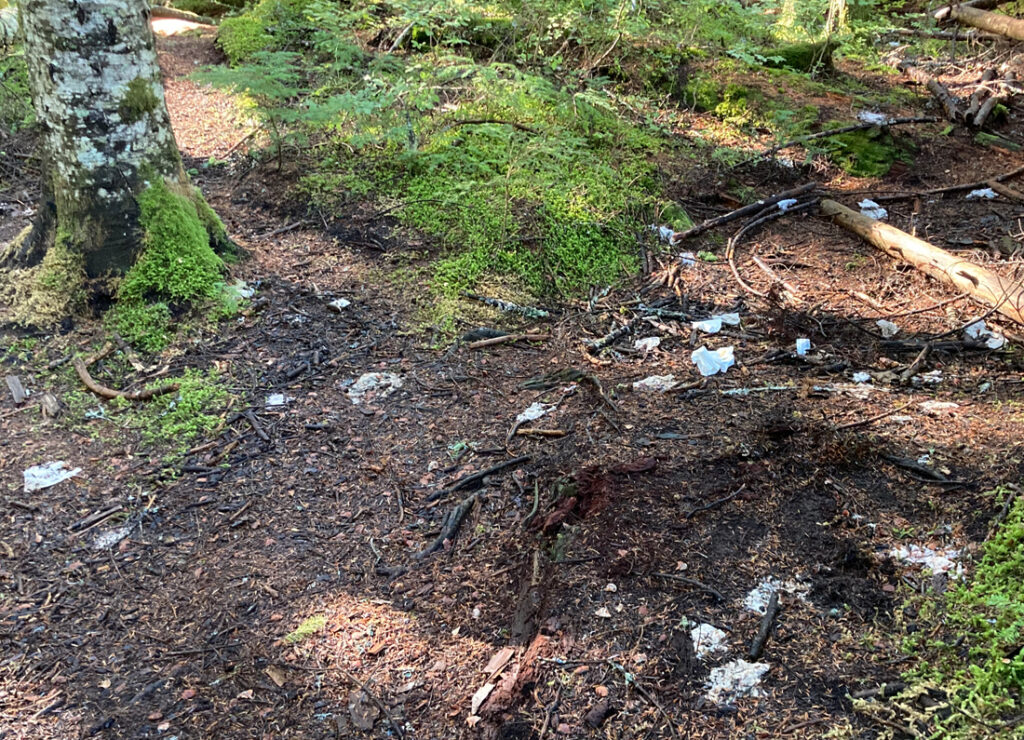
[24,462,81,493]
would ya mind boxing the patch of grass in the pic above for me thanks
[821,125,912,178]
[284,614,327,644]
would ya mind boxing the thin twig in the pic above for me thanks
[684,485,746,519]
[606,660,680,740]
[832,402,913,432]
[425,455,530,502]
[653,572,725,601]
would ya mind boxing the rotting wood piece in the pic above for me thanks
[987,178,1024,201]
[820,199,1024,325]
[72,358,180,402]
[901,64,961,121]
[6,375,27,404]
[949,4,1024,41]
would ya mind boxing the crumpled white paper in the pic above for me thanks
[964,319,1005,349]
[858,199,888,220]
[632,374,677,392]
[24,461,81,493]
[966,188,997,200]
[347,373,404,404]
[876,319,900,338]
[692,313,741,335]
[516,402,556,423]
[691,346,735,376]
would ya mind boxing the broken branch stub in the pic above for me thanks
[820,199,1024,326]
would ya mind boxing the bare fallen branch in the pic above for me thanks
[73,358,179,402]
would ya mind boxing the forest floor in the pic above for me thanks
[2,20,1024,740]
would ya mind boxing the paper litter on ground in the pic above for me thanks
[851,371,872,383]
[743,577,810,614]
[891,544,962,577]
[795,338,811,356]
[777,198,798,212]
[858,199,887,220]
[516,401,557,423]
[650,224,675,242]
[92,525,133,550]
[858,111,891,125]
[964,320,1005,349]
[24,461,82,493]
[632,374,677,392]
[919,400,959,414]
[966,187,997,200]
[347,373,404,404]
[692,313,741,334]
[705,659,770,705]
[327,297,351,311]
[634,336,661,352]
[691,346,735,376]
[265,393,294,407]
[691,623,729,660]
[876,319,900,338]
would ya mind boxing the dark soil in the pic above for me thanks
[2,23,1024,740]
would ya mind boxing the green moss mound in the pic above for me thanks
[216,0,314,65]
[896,488,1024,736]
[112,177,225,351]
[762,40,836,73]
[823,126,908,178]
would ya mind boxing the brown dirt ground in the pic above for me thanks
[2,25,1024,740]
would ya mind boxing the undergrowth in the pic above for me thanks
[888,487,1024,738]
[200,0,930,327]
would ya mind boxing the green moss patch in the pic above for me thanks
[112,177,225,351]
[822,125,910,178]
[890,487,1024,736]
[118,77,160,124]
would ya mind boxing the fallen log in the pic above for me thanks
[949,5,1024,41]
[934,0,1007,22]
[820,199,1024,325]
[987,178,1024,201]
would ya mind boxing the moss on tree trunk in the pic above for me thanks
[0,0,232,346]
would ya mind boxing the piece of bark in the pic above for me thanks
[6,375,27,404]
[749,591,781,660]
[585,698,613,728]
[973,73,1017,127]
[821,199,1024,325]
[967,69,998,119]
[949,4,1024,41]
[39,392,62,418]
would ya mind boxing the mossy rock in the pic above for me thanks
[216,0,314,64]
[762,41,836,73]
[823,126,911,178]
[172,0,235,17]
[682,75,723,112]
[217,16,271,65]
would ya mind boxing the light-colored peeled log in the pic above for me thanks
[934,0,1006,22]
[821,199,1024,325]
[949,5,1024,41]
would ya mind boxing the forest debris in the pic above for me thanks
[425,456,530,502]
[39,392,63,418]
[685,485,745,518]
[821,199,1024,325]
[73,358,179,402]
[584,698,613,729]
[987,178,1024,201]
[467,333,550,349]
[414,492,477,559]
[691,623,729,660]
[348,689,380,731]
[470,682,496,715]
[691,346,735,376]
[6,375,27,403]
[858,199,888,219]
[632,374,678,392]
[461,292,549,319]
[705,659,770,705]
[586,319,637,352]
[654,573,726,601]
[347,373,404,404]
[748,591,781,660]
[933,0,1006,23]
[692,313,741,334]
[900,65,961,121]
[23,462,81,493]
[741,119,938,168]
[671,182,817,242]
